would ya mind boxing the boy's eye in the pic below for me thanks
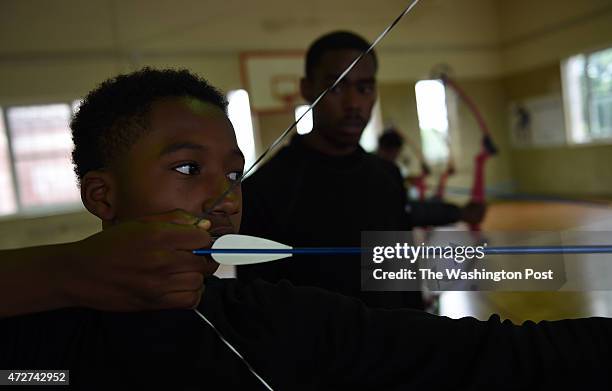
[227,171,243,182]
[174,163,201,175]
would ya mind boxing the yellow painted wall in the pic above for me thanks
[499,0,612,74]
[504,64,612,197]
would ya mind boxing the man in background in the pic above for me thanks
[237,31,424,309]
[376,128,486,228]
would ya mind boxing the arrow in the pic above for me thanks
[484,245,612,255]
[194,234,362,265]
[194,235,612,265]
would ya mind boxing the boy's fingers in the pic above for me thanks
[195,219,211,229]
[153,223,213,250]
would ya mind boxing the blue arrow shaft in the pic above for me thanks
[484,245,612,254]
[194,245,612,256]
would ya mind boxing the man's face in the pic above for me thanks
[111,97,244,236]
[303,49,377,147]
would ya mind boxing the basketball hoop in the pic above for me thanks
[239,51,304,115]
[277,92,301,112]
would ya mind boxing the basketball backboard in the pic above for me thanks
[240,51,305,114]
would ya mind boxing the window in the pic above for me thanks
[562,47,612,144]
[415,80,450,163]
[4,104,80,212]
[0,103,82,216]
[0,112,17,215]
[227,90,257,169]
[294,105,313,135]
[359,99,383,152]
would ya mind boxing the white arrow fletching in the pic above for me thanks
[211,234,293,265]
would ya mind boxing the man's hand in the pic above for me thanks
[56,210,217,312]
[459,202,487,226]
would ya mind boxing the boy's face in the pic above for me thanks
[110,97,244,236]
[302,49,377,148]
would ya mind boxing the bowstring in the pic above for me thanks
[197,0,422,222]
[193,309,274,390]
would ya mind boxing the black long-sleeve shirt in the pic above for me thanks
[238,136,459,309]
[238,136,418,309]
[2,277,611,390]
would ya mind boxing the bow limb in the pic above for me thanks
[434,150,455,200]
[440,75,498,231]
[402,130,431,201]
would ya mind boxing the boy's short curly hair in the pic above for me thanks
[71,67,228,183]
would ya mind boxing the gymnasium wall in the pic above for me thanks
[504,64,612,197]
[498,0,612,198]
[0,55,242,107]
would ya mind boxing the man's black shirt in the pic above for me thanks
[237,135,423,309]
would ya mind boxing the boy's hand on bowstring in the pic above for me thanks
[58,210,216,312]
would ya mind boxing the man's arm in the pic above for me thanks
[406,200,462,227]
[201,277,612,389]
[0,243,75,318]
[0,210,214,318]
[407,201,486,227]
[1,274,610,388]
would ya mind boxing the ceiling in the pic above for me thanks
[0,0,515,58]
